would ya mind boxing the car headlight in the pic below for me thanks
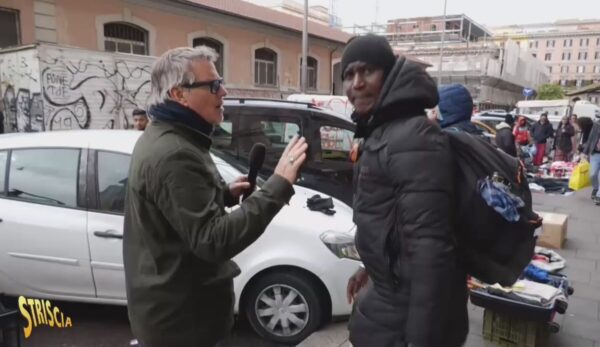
[320,231,361,261]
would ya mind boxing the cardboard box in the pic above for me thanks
[535,212,568,249]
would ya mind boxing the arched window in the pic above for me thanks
[193,37,224,76]
[254,48,278,86]
[300,56,318,90]
[104,22,148,55]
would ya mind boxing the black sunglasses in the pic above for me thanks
[181,78,224,94]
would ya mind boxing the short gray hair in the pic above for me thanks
[147,46,218,107]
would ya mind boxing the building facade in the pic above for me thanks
[0,0,350,130]
[244,0,341,28]
[491,19,600,93]
[369,14,549,108]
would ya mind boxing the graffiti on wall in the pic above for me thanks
[1,46,152,132]
[40,56,151,130]
[1,51,43,132]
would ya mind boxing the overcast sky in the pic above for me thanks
[310,0,600,28]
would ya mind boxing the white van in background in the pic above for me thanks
[287,94,353,119]
[573,102,600,120]
[516,99,600,127]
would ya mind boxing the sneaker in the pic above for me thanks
[592,190,598,200]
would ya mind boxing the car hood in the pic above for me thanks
[275,184,355,235]
[212,154,355,235]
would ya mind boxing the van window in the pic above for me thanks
[319,126,354,162]
[217,106,303,176]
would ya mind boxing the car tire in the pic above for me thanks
[244,271,324,345]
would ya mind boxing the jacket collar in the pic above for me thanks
[149,100,214,148]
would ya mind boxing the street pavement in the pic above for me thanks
[299,187,600,347]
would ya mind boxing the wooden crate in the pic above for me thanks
[483,309,548,347]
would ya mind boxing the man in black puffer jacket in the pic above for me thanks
[343,35,468,347]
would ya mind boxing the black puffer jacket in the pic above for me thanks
[495,122,517,157]
[349,56,468,347]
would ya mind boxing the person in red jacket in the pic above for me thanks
[513,116,531,147]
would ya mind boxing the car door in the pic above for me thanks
[86,149,130,300]
[0,147,95,298]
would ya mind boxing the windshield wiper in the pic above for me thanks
[8,189,66,206]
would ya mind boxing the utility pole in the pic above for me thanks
[437,0,448,86]
[301,0,308,93]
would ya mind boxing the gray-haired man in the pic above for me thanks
[123,46,308,347]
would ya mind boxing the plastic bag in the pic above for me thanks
[568,160,591,191]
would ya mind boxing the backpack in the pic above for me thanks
[445,130,542,286]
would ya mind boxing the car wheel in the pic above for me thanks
[244,271,323,345]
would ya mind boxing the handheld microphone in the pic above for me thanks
[242,143,266,201]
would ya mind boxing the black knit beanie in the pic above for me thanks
[341,34,396,79]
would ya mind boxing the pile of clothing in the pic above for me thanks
[469,247,574,322]
[528,176,572,195]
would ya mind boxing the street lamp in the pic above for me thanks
[437,0,448,86]
[301,0,308,94]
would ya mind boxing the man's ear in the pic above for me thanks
[169,87,187,106]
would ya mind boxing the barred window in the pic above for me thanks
[104,22,148,55]
[254,48,278,87]
[0,7,20,49]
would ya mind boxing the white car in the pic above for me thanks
[0,130,360,344]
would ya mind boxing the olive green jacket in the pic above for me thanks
[123,120,294,347]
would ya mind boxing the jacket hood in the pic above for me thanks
[496,122,512,130]
[360,56,438,133]
[438,84,474,128]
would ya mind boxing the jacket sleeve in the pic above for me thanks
[584,124,600,155]
[154,149,294,263]
[387,125,456,347]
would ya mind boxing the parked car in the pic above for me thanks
[216,98,356,206]
[0,130,360,344]
[472,120,496,135]
[472,114,536,130]
[472,120,497,144]
[474,109,510,118]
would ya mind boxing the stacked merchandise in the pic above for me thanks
[528,162,576,194]
[469,247,574,346]
[538,161,577,180]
